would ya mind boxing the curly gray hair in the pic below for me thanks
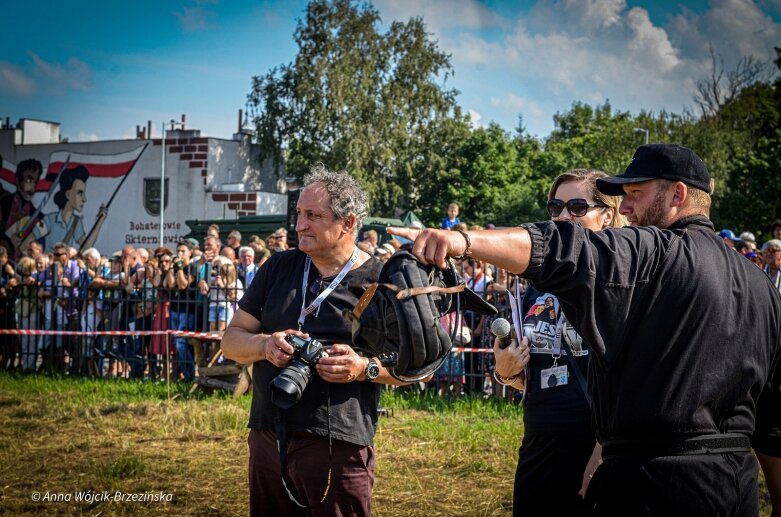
[303,165,369,234]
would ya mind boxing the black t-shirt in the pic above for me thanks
[521,287,592,435]
[522,216,781,453]
[169,262,197,314]
[239,248,383,447]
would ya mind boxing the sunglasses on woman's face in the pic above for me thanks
[546,198,607,218]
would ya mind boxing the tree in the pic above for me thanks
[713,47,781,239]
[694,46,773,119]
[247,0,465,216]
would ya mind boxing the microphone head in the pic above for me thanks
[490,317,512,338]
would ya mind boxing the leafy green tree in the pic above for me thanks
[713,47,781,239]
[247,0,465,216]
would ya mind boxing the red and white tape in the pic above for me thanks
[0,329,223,341]
[0,329,497,351]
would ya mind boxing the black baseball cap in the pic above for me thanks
[596,144,711,196]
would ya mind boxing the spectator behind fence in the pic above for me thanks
[441,202,461,230]
[78,247,107,377]
[762,239,781,294]
[493,169,625,515]
[150,247,174,379]
[0,246,18,368]
[207,224,220,241]
[267,227,288,252]
[227,230,242,257]
[248,235,271,266]
[237,246,258,287]
[207,255,243,360]
[15,256,38,371]
[35,243,79,371]
[166,240,197,381]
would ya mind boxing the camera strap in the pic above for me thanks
[274,386,333,509]
[298,247,359,329]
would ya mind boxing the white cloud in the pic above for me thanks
[77,132,99,142]
[28,52,93,94]
[0,61,35,95]
[669,0,781,66]
[626,7,679,72]
[174,6,216,32]
[375,0,507,32]
[468,109,484,128]
[531,0,627,32]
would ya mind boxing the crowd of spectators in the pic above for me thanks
[0,226,283,380]
[2,215,780,395]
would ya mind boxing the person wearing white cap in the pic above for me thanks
[739,231,757,252]
[762,239,781,293]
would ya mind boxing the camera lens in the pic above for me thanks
[270,361,312,409]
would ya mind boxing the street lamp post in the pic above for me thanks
[160,120,183,247]
[633,127,650,145]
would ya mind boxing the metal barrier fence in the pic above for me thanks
[0,260,240,382]
[0,260,522,398]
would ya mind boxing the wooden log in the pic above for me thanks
[192,376,237,391]
[199,364,243,377]
[233,365,251,398]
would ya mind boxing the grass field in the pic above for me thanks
[0,372,772,516]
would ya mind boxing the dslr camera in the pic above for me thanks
[270,335,328,410]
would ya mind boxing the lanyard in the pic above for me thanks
[297,247,360,330]
[551,310,567,357]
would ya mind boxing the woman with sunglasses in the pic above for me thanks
[150,247,174,379]
[493,169,625,516]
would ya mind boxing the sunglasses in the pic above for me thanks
[546,198,607,218]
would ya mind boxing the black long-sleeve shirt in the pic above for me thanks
[521,215,781,455]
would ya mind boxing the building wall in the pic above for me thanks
[0,132,285,256]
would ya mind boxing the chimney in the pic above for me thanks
[238,109,243,133]
[181,114,186,130]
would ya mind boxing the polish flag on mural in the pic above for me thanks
[0,157,16,191]
[0,144,147,192]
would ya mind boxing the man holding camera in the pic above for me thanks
[165,239,197,381]
[391,144,781,516]
[222,166,405,516]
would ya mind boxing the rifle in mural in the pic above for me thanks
[4,154,71,246]
[80,143,149,251]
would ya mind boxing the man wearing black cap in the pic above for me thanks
[390,143,781,516]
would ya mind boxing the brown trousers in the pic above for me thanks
[248,428,374,517]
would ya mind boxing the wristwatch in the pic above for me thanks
[364,357,380,381]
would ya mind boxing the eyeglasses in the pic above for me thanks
[546,198,607,218]
[53,252,66,257]
[765,248,780,255]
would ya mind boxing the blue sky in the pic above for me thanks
[2,0,779,142]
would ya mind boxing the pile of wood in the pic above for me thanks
[191,349,252,397]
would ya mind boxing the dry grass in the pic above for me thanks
[0,373,772,516]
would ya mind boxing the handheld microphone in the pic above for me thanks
[490,317,513,349]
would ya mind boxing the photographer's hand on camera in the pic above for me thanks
[316,344,371,383]
[263,330,307,368]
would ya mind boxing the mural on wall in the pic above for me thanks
[0,145,148,256]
